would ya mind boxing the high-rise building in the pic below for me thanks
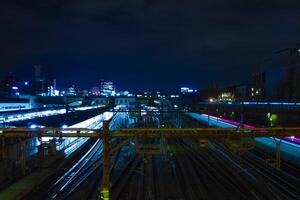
[100,80,115,97]
[258,45,300,101]
[33,65,46,95]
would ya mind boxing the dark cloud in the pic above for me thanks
[0,0,300,90]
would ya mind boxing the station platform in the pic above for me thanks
[0,152,64,200]
[0,168,56,199]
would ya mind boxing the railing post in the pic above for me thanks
[20,139,27,174]
[100,121,111,200]
[1,138,5,160]
[275,139,281,170]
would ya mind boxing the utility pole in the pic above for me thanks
[100,121,111,200]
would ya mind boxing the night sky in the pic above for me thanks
[1,0,300,91]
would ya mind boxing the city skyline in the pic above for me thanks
[1,1,300,90]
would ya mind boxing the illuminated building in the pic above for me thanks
[66,85,78,96]
[234,84,264,101]
[100,80,115,97]
[0,95,37,112]
[47,86,54,96]
[218,92,234,102]
[180,87,198,94]
[46,80,60,96]
[115,96,136,107]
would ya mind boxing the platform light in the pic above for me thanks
[30,124,38,129]
[290,136,295,140]
[12,86,18,90]
[181,87,189,93]
[62,125,68,129]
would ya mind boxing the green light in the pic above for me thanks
[270,114,278,122]
[267,113,278,126]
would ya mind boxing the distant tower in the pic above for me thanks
[33,65,45,94]
[34,65,41,81]
[53,79,57,91]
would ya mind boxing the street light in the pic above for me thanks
[267,112,278,127]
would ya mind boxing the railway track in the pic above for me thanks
[212,140,300,200]
[111,154,143,200]
[174,140,248,199]
[44,113,134,199]
[109,137,300,200]
[251,147,300,179]
[242,151,300,199]
[48,139,103,199]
